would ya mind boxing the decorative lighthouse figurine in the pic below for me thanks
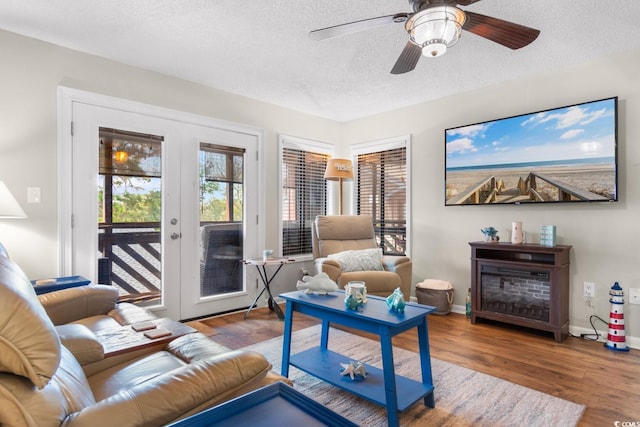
[604,282,629,352]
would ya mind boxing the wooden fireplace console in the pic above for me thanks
[469,241,572,342]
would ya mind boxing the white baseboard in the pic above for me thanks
[569,325,639,350]
[451,303,465,315]
[448,305,638,350]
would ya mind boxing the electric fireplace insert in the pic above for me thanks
[469,242,571,342]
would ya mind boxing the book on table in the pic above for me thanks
[131,321,157,332]
[144,328,172,339]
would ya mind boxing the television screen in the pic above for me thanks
[445,97,618,206]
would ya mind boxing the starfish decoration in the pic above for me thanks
[340,361,367,380]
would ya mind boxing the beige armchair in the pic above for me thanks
[311,215,412,298]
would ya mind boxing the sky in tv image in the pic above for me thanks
[445,98,616,171]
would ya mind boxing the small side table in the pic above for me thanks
[31,275,91,295]
[242,258,295,320]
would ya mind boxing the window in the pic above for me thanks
[280,135,333,257]
[353,136,410,256]
[199,143,245,222]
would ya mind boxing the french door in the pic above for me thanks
[63,91,262,320]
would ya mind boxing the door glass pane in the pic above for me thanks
[199,143,245,297]
[98,127,163,306]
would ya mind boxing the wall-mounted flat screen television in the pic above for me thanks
[445,96,618,206]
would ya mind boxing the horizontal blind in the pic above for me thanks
[99,127,163,177]
[282,147,328,256]
[200,144,245,184]
[357,146,407,255]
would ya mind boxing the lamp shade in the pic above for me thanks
[407,5,466,58]
[324,159,354,181]
[0,181,27,218]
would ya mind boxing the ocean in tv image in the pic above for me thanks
[445,97,617,205]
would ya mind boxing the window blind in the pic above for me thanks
[98,127,163,177]
[357,146,407,255]
[281,147,329,256]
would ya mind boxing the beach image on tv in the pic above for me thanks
[445,98,617,205]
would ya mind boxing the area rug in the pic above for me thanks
[241,325,585,427]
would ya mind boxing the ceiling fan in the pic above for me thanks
[309,0,540,74]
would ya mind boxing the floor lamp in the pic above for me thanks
[324,159,354,215]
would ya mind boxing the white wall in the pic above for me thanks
[0,29,340,282]
[342,48,640,345]
[1,27,638,345]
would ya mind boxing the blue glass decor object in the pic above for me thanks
[340,360,367,381]
[386,287,406,313]
[539,225,556,247]
[345,293,364,311]
[481,227,499,242]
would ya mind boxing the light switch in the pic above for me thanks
[27,187,41,204]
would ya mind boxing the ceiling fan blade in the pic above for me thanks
[456,0,483,5]
[463,11,540,50]
[390,41,422,75]
[309,13,409,41]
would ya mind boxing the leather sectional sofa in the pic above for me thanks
[0,244,287,426]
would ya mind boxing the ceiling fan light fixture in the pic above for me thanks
[422,40,447,57]
[407,5,465,58]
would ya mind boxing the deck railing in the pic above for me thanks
[374,221,407,256]
[99,221,244,302]
[99,223,161,303]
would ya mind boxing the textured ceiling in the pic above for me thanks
[1,0,639,122]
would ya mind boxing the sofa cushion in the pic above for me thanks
[328,248,384,272]
[38,284,119,326]
[0,256,61,389]
[88,351,188,402]
[165,332,232,361]
[107,302,158,326]
[0,346,96,426]
[56,324,104,365]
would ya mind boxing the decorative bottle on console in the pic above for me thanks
[465,288,472,318]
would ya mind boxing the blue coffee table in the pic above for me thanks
[280,290,436,427]
[167,382,357,426]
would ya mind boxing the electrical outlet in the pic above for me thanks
[630,288,640,305]
[583,282,595,298]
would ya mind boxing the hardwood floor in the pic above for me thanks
[191,305,640,426]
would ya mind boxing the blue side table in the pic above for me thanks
[31,276,91,295]
[280,291,436,427]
